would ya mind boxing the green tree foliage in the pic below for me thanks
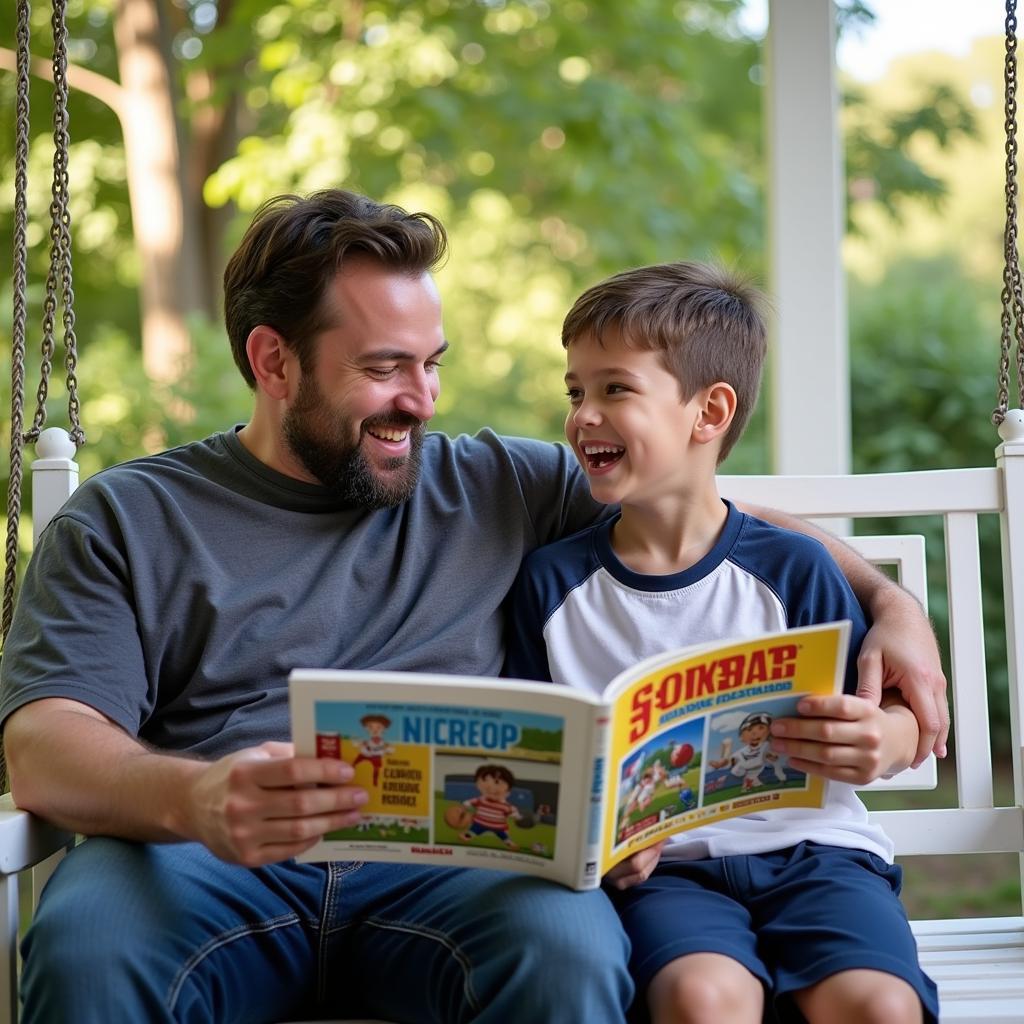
[1,0,769,481]
[200,0,767,441]
[845,82,978,230]
[849,257,1010,743]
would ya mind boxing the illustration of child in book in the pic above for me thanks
[351,713,394,786]
[623,767,659,817]
[709,711,788,791]
[458,763,523,850]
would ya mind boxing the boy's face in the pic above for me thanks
[564,329,708,508]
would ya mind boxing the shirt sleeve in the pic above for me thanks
[503,558,554,682]
[497,434,608,546]
[783,545,870,695]
[732,516,870,696]
[0,511,153,734]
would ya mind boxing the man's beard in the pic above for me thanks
[282,377,425,509]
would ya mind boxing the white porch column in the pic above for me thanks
[765,0,850,475]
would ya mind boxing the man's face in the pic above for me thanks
[282,262,447,508]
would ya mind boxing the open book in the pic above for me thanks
[289,620,850,890]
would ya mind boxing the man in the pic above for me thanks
[0,190,946,1023]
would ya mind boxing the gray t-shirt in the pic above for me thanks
[0,427,602,758]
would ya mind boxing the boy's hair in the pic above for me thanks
[562,262,767,462]
[360,714,392,729]
[224,189,448,388]
[475,764,515,788]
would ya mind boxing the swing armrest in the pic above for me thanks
[0,794,73,1022]
[0,793,73,875]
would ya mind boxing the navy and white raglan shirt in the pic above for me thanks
[505,500,895,863]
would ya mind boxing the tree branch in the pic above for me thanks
[0,47,125,124]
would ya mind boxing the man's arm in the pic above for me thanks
[4,697,369,866]
[740,501,949,763]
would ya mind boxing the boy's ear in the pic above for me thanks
[692,382,737,445]
[246,326,298,401]
[692,380,741,444]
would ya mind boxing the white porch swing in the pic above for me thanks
[1,0,1024,1022]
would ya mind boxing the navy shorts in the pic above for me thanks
[607,841,938,1023]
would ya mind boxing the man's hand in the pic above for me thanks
[770,694,918,785]
[603,841,666,891]
[186,741,369,866]
[857,589,949,765]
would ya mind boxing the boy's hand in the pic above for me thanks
[769,695,918,786]
[603,841,666,890]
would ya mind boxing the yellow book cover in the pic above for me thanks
[599,621,850,874]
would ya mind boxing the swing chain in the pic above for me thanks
[23,0,84,449]
[997,0,1024,425]
[3,0,33,645]
[4,0,85,649]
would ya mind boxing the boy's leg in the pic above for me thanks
[607,860,770,1024]
[746,842,939,1024]
[21,837,326,1023]
[793,968,922,1024]
[647,953,762,1024]
[324,862,634,1024]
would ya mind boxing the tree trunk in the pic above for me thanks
[114,0,202,384]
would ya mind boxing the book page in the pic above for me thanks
[290,671,602,888]
[599,622,851,872]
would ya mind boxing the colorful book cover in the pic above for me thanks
[290,620,851,889]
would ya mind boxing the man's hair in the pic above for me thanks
[475,764,515,788]
[224,189,448,387]
[561,262,767,462]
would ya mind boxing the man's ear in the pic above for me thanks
[693,382,737,445]
[246,326,296,401]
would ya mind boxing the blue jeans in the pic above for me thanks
[22,838,633,1023]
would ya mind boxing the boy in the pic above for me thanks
[709,711,788,790]
[352,712,394,786]
[505,263,937,1024]
[459,763,522,849]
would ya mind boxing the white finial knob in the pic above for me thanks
[36,427,76,460]
[998,409,1024,442]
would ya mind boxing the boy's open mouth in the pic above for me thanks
[581,442,625,471]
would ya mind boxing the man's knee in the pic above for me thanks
[23,840,170,987]
[502,887,628,971]
[467,882,633,1020]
